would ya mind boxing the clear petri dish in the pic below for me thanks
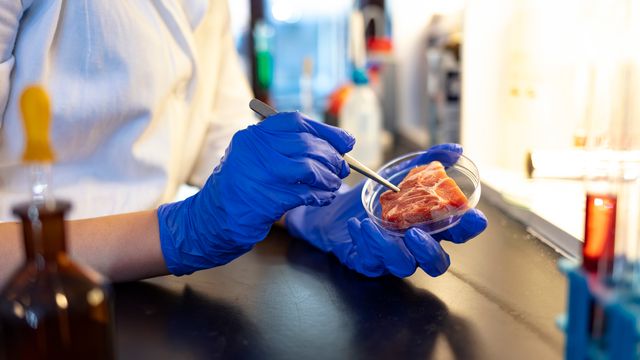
[361,150,481,236]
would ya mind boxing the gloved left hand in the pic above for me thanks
[286,143,488,278]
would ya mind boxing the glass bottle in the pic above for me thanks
[0,201,114,359]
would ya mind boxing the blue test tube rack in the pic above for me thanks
[557,258,640,359]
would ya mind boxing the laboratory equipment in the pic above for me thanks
[19,86,55,206]
[0,202,115,359]
[299,57,319,119]
[378,161,468,230]
[582,193,617,275]
[361,147,481,236]
[244,0,352,111]
[338,68,384,170]
[285,143,487,279]
[253,19,274,103]
[0,86,114,359]
[558,155,640,359]
[339,6,383,170]
[249,98,400,192]
[525,149,590,180]
[558,259,640,360]
[361,1,395,136]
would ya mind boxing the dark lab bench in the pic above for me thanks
[113,199,567,359]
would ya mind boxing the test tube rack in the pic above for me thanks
[557,258,640,359]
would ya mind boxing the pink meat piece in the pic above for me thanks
[379,161,468,229]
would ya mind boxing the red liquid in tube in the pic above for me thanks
[582,193,617,275]
[582,193,617,339]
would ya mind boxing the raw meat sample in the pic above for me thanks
[379,161,468,229]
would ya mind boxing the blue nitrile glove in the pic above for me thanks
[157,112,355,275]
[285,143,488,278]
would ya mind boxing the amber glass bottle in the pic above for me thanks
[0,201,114,359]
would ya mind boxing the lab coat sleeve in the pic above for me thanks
[0,0,27,124]
[187,3,256,188]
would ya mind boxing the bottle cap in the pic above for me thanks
[352,68,369,85]
[20,85,55,163]
[367,37,393,53]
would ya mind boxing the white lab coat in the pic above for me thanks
[0,0,255,221]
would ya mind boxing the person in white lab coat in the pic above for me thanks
[0,0,487,286]
[1,0,255,220]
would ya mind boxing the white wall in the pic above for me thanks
[463,0,583,172]
[462,0,640,174]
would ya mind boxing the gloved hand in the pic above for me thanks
[158,112,355,275]
[286,143,488,278]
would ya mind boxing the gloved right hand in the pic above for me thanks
[157,112,355,275]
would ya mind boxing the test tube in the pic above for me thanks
[582,151,618,278]
[613,159,640,289]
[581,151,620,340]
[583,193,617,275]
[621,163,640,295]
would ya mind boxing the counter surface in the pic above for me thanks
[114,199,566,359]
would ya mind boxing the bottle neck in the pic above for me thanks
[13,201,70,263]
